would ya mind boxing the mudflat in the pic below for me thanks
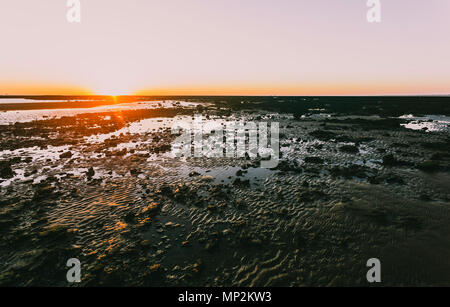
[0,96,449,286]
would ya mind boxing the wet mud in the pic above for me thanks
[0,98,449,286]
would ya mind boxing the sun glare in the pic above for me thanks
[96,90,130,96]
[93,84,134,96]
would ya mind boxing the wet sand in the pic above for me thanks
[0,97,449,286]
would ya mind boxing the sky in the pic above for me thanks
[0,0,449,96]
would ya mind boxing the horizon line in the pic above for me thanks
[1,94,450,98]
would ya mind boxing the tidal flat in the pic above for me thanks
[0,97,449,286]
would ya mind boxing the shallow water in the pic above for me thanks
[0,100,199,125]
[0,98,98,104]
[400,114,450,132]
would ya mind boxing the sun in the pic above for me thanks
[95,89,130,96]
[92,84,134,96]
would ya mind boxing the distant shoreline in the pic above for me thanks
[0,95,449,115]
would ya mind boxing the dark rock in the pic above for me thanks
[382,154,397,166]
[9,157,22,164]
[232,178,250,187]
[59,151,73,159]
[152,144,171,154]
[271,159,302,172]
[339,145,359,154]
[0,161,14,179]
[124,212,137,223]
[236,169,245,177]
[304,156,324,164]
[86,167,95,178]
[130,169,141,176]
[188,171,200,177]
[160,185,173,196]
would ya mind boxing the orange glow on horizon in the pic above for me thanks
[134,81,450,96]
[0,83,449,97]
[1,81,449,97]
[0,82,92,96]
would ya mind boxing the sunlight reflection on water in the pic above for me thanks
[0,100,199,125]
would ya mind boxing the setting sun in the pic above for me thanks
[92,84,135,96]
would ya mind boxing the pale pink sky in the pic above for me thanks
[0,0,449,95]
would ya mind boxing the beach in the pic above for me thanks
[0,96,449,286]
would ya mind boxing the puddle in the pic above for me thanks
[400,114,450,132]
